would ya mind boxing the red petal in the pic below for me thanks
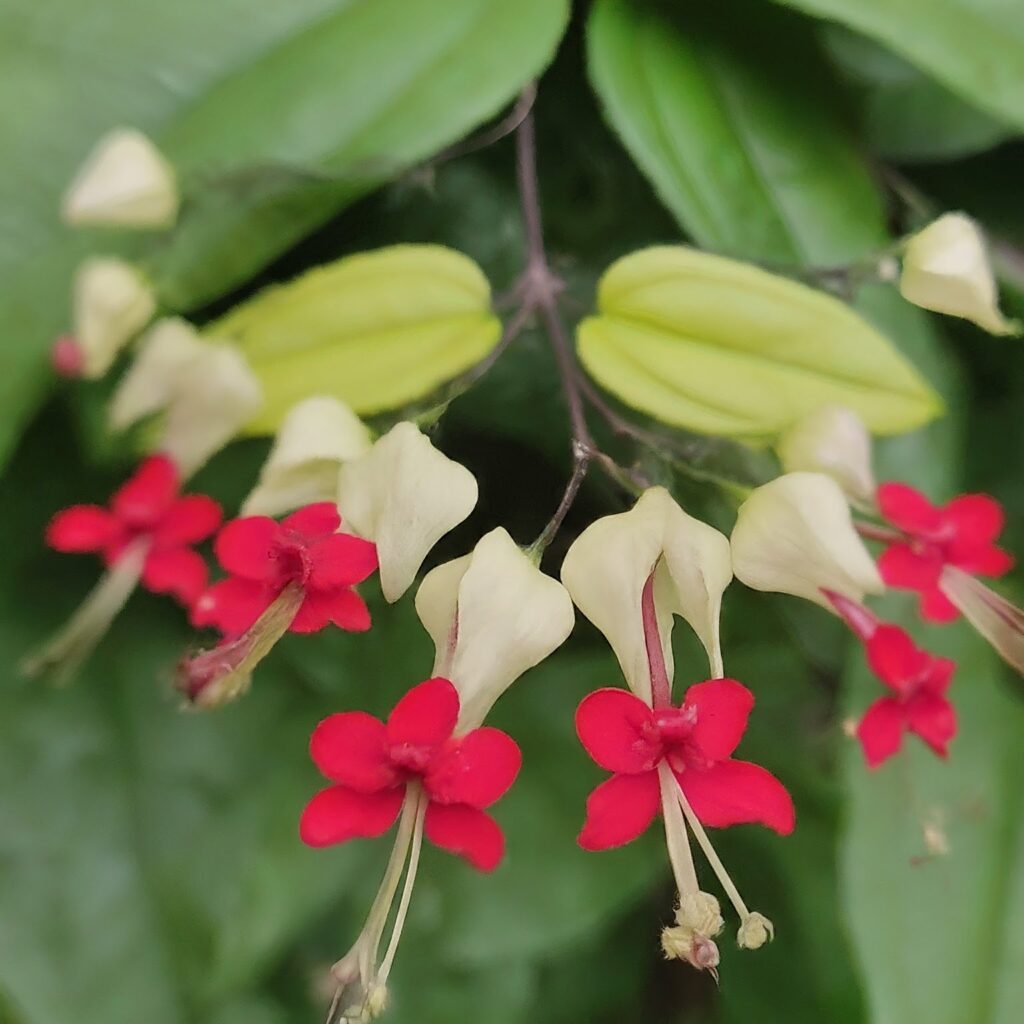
[309,712,395,791]
[299,785,404,847]
[289,587,371,634]
[949,543,1015,578]
[141,547,208,605]
[577,771,660,851]
[920,586,960,623]
[46,505,120,552]
[877,482,941,534]
[190,577,273,634]
[906,692,957,757]
[386,677,459,749]
[683,677,754,761]
[856,697,905,769]
[152,495,222,547]
[942,494,1005,546]
[282,502,340,541]
[307,533,378,589]
[878,544,942,591]
[865,625,930,692]
[575,688,660,773]
[922,656,956,697]
[215,517,281,581]
[329,589,372,632]
[424,803,505,871]
[678,759,795,834]
[111,455,180,528]
[425,728,521,808]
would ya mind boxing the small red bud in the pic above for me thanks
[51,335,85,378]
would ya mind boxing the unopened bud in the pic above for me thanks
[737,912,774,950]
[899,213,1019,336]
[73,257,156,378]
[730,472,884,609]
[62,128,179,229]
[776,405,876,506]
[51,335,84,378]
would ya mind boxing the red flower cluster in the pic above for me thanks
[877,482,1013,622]
[575,679,794,850]
[192,502,378,636]
[46,454,220,605]
[856,625,956,768]
[300,678,521,871]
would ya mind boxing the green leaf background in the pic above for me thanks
[2,1,1022,1023]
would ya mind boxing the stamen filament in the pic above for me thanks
[674,782,750,921]
[21,539,148,683]
[377,788,427,987]
[658,762,699,897]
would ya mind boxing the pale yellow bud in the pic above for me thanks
[900,213,1019,336]
[337,423,477,603]
[776,405,876,506]
[62,129,179,229]
[730,472,884,609]
[737,912,774,950]
[73,258,156,378]
[243,397,371,516]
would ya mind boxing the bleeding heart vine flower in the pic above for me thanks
[562,487,790,975]
[876,482,1014,622]
[181,503,377,708]
[827,592,957,767]
[23,454,221,681]
[308,526,573,1022]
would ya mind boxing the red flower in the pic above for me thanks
[300,677,521,871]
[877,482,1013,622]
[575,679,794,851]
[46,454,221,605]
[192,502,377,635]
[856,625,956,768]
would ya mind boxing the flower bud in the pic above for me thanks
[730,472,883,609]
[560,487,732,697]
[242,397,371,516]
[899,213,1020,336]
[109,317,262,476]
[415,527,574,730]
[737,912,774,950]
[72,258,156,378]
[776,405,876,506]
[62,128,179,229]
[337,423,478,602]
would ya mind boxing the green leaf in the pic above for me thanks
[764,0,1024,132]
[0,0,569,470]
[586,0,886,264]
[209,245,501,432]
[576,246,942,438]
[823,27,1016,163]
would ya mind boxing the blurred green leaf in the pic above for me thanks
[0,0,568,472]
[210,245,500,432]
[764,0,1024,131]
[823,27,1016,163]
[577,246,942,437]
[586,0,885,264]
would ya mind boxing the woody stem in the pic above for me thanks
[642,571,672,708]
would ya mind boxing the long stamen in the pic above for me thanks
[658,762,698,896]
[376,788,427,988]
[642,570,672,708]
[21,539,149,683]
[674,783,749,920]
